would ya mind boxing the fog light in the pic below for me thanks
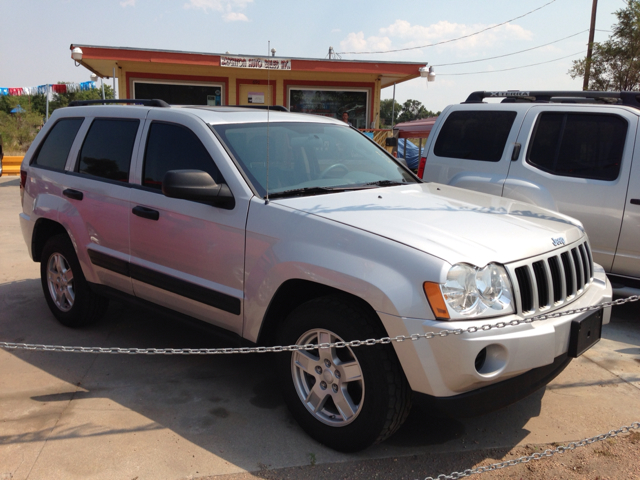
[474,344,507,376]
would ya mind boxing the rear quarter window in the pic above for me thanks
[527,112,627,181]
[31,118,84,170]
[433,111,517,162]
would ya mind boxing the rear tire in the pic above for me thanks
[40,234,108,327]
[277,295,411,452]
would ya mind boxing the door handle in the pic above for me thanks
[631,199,640,205]
[511,143,521,161]
[63,189,83,201]
[132,205,160,221]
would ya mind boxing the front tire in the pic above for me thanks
[40,234,108,327]
[277,296,411,452]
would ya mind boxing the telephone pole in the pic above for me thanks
[583,0,598,90]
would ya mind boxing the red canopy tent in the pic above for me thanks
[393,116,438,139]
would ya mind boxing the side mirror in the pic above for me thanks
[162,169,235,209]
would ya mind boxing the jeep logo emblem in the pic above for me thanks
[552,237,566,247]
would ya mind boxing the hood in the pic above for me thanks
[272,183,585,267]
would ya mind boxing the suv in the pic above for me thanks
[421,91,640,296]
[19,100,611,452]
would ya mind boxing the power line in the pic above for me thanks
[338,0,557,55]
[439,50,583,75]
[432,30,587,67]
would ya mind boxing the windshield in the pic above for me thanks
[211,122,417,197]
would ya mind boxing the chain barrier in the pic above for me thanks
[0,295,638,478]
[0,296,637,355]
[421,422,640,480]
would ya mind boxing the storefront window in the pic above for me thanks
[289,89,368,129]
[134,82,223,106]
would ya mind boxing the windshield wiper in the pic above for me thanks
[267,186,361,199]
[364,180,406,187]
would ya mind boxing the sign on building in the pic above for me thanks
[220,56,292,70]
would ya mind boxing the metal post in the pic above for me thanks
[583,0,598,90]
[45,84,49,121]
[101,78,105,102]
[113,67,116,99]
[391,84,396,128]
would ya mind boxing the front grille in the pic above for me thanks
[507,240,594,316]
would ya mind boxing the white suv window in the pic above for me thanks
[433,111,517,162]
[527,112,627,181]
[77,118,140,182]
[32,118,84,170]
[142,121,223,190]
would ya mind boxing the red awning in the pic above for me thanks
[394,117,438,138]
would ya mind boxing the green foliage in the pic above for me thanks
[396,99,439,124]
[0,83,114,154]
[379,98,439,128]
[569,0,640,91]
[380,98,402,127]
[0,107,43,154]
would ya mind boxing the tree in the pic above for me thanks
[0,99,43,154]
[396,99,439,124]
[379,98,402,127]
[569,0,640,91]
[0,83,114,153]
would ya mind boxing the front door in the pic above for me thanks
[128,110,249,334]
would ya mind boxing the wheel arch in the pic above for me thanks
[32,218,69,263]
[255,279,383,346]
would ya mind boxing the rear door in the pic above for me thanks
[61,109,147,294]
[503,106,637,271]
[611,125,640,279]
[128,110,251,334]
[422,105,525,196]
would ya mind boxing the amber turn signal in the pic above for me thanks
[423,282,450,320]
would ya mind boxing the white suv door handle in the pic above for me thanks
[132,205,160,221]
[63,189,83,201]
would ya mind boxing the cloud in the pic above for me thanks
[223,11,248,21]
[120,0,135,6]
[184,0,252,21]
[340,19,533,53]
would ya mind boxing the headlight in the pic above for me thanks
[424,263,514,320]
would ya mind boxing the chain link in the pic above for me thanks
[421,422,640,480]
[0,295,637,355]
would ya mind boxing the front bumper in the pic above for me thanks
[379,266,611,398]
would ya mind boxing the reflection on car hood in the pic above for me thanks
[272,183,585,267]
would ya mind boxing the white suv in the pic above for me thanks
[19,100,611,452]
[421,90,640,296]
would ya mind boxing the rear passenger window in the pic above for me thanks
[527,113,627,181]
[434,111,517,162]
[32,118,84,170]
[142,122,222,190]
[78,119,139,182]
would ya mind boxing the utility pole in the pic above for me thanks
[583,0,598,91]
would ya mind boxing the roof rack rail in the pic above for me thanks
[463,91,640,110]
[68,99,171,107]
[232,105,289,112]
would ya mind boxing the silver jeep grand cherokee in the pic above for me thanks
[19,100,611,452]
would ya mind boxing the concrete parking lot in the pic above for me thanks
[1,175,639,480]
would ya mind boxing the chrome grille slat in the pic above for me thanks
[507,239,594,317]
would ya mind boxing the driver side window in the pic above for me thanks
[142,122,223,190]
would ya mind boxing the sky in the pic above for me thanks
[0,0,626,112]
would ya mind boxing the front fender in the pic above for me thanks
[243,199,449,342]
